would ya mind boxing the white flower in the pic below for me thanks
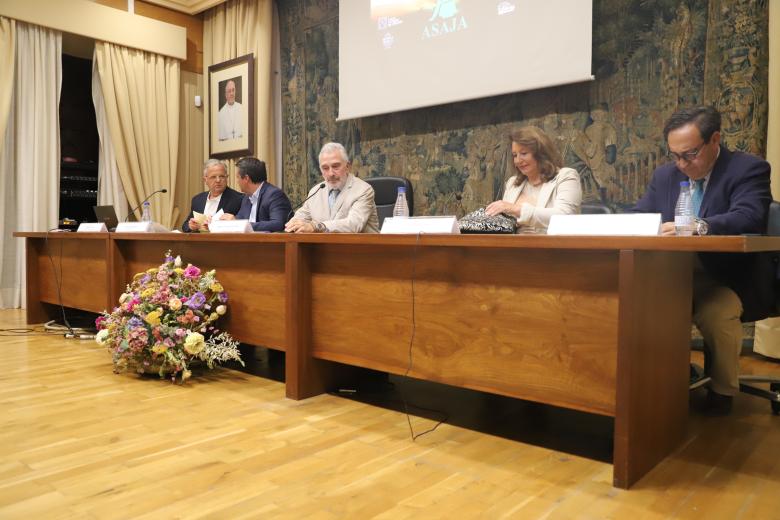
[174,255,183,267]
[118,292,131,304]
[95,329,110,345]
[183,332,205,354]
[216,305,226,316]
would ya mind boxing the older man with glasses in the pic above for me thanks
[182,158,245,232]
[632,105,773,415]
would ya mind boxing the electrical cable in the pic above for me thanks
[398,232,449,441]
[43,228,77,336]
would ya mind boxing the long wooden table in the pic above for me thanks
[16,231,780,488]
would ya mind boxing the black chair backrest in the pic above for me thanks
[768,200,780,236]
[581,203,613,214]
[364,176,414,227]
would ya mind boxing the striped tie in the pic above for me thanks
[691,179,705,217]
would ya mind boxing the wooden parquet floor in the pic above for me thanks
[1,309,779,519]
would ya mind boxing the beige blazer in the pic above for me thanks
[293,174,380,233]
[502,167,582,233]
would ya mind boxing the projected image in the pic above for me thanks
[371,1,516,49]
[340,1,590,119]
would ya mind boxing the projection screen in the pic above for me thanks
[339,0,594,120]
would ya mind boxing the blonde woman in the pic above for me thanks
[486,126,582,233]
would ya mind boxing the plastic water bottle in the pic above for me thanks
[141,201,152,222]
[674,181,694,236]
[393,186,409,218]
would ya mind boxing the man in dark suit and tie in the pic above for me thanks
[632,106,773,414]
[182,159,244,232]
[222,157,292,232]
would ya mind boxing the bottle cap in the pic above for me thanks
[397,187,406,193]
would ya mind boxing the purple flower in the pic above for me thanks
[186,292,206,309]
[218,292,228,303]
[140,274,151,284]
[128,317,143,328]
[183,265,201,278]
[165,255,174,263]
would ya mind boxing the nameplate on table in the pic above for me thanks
[115,221,169,233]
[547,213,661,236]
[209,220,253,233]
[381,216,460,234]
[77,222,107,232]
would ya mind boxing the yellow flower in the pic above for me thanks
[182,369,192,380]
[145,310,161,326]
[183,332,205,354]
[209,312,218,321]
[152,343,168,354]
[209,282,224,293]
[174,268,184,275]
[141,288,156,300]
[169,298,182,311]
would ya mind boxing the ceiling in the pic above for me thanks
[141,0,225,15]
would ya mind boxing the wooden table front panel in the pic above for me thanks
[33,237,110,314]
[113,239,287,350]
[309,244,620,416]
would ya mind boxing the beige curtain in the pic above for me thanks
[204,0,275,186]
[94,41,180,228]
[91,53,128,223]
[0,17,15,153]
[754,1,780,359]
[0,22,61,308]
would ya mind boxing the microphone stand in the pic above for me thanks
[286,183,326,222]
[126,188,168,222]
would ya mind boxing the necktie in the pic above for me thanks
[691,179,705,217]
[238,195,251,219]
[328,189,340,210]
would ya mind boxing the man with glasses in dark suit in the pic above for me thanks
[632,106,773,414]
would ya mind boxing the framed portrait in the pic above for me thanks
[208,53,255,159]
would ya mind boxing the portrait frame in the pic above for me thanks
[208,53,255,159]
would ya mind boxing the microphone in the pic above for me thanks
[126,188,168,221]
[287,183,325,221]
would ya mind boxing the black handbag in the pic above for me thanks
[458,207,517,234]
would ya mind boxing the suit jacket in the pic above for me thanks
[293,174,380,233]
[632,145,774,321]
[182,186,244,232]
[501,167,582,233]
[236,182,292,232]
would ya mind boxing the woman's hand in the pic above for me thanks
[485,200,518,217]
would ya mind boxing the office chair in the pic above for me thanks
[581,202,613,214]
[364,176,414,227]
[690,200,780,414]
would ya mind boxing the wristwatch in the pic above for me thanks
[315,221,327,233]
[694,218,709,236]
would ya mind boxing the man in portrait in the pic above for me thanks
[217,79,243,141]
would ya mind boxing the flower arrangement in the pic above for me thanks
[96,251,243,382]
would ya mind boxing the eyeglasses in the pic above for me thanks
[667,145,703,164]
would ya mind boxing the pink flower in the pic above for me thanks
[183,265,201,278]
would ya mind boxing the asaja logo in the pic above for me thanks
[423,0,467,39]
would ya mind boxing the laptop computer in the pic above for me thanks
[93,205,119,231]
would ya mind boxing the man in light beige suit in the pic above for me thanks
[285,142,379,233]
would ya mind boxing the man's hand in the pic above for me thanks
[660,222,677,236]
[285,218,316,233]
[220,213,236,221]
[188,218,201,231]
